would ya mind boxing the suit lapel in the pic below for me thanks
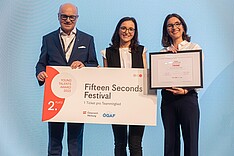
[54,29,67,63]
[68,29,80,64]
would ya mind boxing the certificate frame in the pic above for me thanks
[149,50,203,89]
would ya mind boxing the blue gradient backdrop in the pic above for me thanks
[0,0,233,155]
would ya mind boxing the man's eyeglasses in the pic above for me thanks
[120,26,135,33]
[59,14,78,21]
[167,22,182,29]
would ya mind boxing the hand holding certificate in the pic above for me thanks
[150,50,203,89]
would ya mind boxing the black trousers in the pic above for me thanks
[48,122,84,156]
[161,91,200,156]
[112,125,145,156]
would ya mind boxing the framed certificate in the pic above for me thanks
[150,50,203,89]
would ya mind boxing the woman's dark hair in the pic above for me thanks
[110,17,139,51]
[161,13,191,47]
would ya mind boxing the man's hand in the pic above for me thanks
[71,61,85,69]
[37,71,48,82]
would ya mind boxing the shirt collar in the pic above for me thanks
[170,40,188,49]
[60,28,77,36]
[179,40,188,46]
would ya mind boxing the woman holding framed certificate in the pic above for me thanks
[101,17,147,156]
[160,13,202,156]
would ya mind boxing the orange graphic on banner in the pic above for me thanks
[42,66,65,121]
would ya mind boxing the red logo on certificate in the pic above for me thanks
[42,66,65,121]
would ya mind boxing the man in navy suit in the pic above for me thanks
[36,3,98,156]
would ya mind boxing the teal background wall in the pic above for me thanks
[0,0,233,155]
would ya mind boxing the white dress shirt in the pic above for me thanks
[60,28,77,62]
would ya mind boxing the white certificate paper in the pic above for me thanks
[150,50,203,89]
[42,66,157,126]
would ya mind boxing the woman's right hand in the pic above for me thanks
[166,46,178,53]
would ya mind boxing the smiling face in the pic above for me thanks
[118,20,135,47]
[166,17,184,43]
[58,3,78,35]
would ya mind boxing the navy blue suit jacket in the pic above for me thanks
[36,28,98,86]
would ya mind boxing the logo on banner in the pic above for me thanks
[133,73,143,78]
[83,110,98,118]
[103,112,115,118]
